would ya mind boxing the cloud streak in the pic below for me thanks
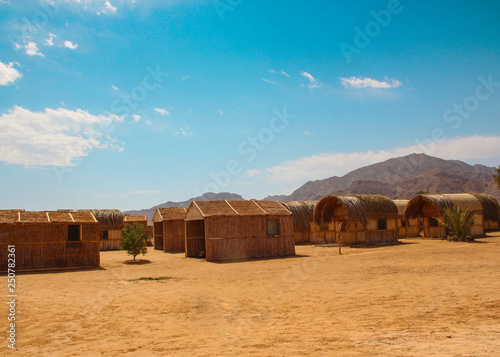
[300,71,320,89]
[340,76,402,89]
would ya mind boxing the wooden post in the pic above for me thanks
[338,222,342,255]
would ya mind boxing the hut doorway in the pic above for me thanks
[154,221,164,250]
[185,219,206,258]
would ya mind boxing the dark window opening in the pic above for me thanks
[102,230,109,240]
[429,217,439,227]
[68,225,81,241]
[378,218,387,230]
[267,219,280,236]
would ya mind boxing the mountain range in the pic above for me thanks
[125,153,499,220]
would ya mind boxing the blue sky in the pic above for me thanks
[1,0,499,211]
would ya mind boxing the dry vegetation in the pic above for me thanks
[3,233,500,356]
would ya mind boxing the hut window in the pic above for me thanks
[68,225,81,241]
[267,219,280,236]
[101,230,109,240]
[429,217,439,227]
[377,218,387,230]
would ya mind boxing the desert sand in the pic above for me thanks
[3,233,500,356]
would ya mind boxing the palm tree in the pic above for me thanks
[438,206,475,241]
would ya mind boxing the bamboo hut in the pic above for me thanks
[314,194,399,245]
[0,210,99,271]
[152,207,187,252]
[393,199,420,238]
[469,193,500,231]
[403,193,485,238]
[184,200,295,262]
[80,209,124,251]
[279,201,336,244]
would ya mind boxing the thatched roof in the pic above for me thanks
[403,194,453,220]
[469,192,500,223]
[280,201,317,232]
[79,209,123,227]
[154,207,187,222]
[123,215,147,223]
[0,211,97,224]
[314,194,398,226]
[393,200,409,216]
[443,193,482,211]
[187,200,291,218]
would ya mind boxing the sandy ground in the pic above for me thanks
[2,233,500,356]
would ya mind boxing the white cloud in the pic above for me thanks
[259,135,500,184]
[128,189,161,195]
[0,106,123,167]
[25,42,43,56]
[97,0,117,14]
[244,169,263,177]
[154,108,170,116]
[132,114,141,123]
[263,78,277,85]
[340,76,402,89]
[175,126,192,137]
[63,40,78,49]
[44,33,57,47]
[0,61,22,86]
[300,71,320,89]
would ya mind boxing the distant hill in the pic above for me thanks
[263,153,499,201]
[124,192,244,221]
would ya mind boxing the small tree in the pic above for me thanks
[493,166,500,190]
[121,222,148,262]
[438,206,475,242]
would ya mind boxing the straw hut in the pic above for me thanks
[279,201,336,244]
[152,207,187,252]
[81,209,124,251]
[314,194,399,245]
[393,199,420,238]
[124,215,148,229]
[469,193,500,231]
[184,200,294,262]
[0,210,99,271]
[403,193,485,238]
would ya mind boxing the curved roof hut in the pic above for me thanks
[314,194,399,245]
[469,193,500,230]
[280,201,329,244]
[80,209,124,250]
[403,193,485,238]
